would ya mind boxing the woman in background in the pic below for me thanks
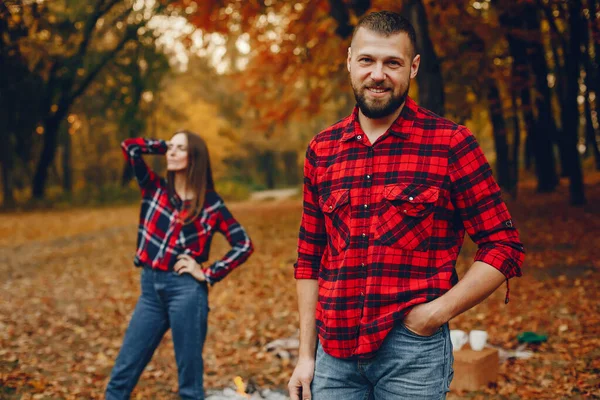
[106,130,254,399]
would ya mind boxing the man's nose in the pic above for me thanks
[370,63,385,81]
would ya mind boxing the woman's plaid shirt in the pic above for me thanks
[295,97,524,359]
[122,138,253,284]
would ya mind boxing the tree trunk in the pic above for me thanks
[328,0,354,38]
[502,4,559,191]
[504,24,536,164]
[0,146,16,208]
[583,87,600,169]
[524,5,559,192]
[589,0,600,129]
[328,0,371,38]
[62,129,72,193]
[563,0,586,205]
[514,50,535,178]
[281,151,299,186]
[257,150,276,189]
[403,0,445,115]
[581,2,600,170]
[541,5,570,177]
[32,114,63,198]
[486,79,511,191]
[510,88,521,199]
[520,86,535,172]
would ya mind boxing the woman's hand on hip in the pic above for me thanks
[174,254,206,282]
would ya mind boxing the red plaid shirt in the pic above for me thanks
[122,138,253,284]
[295,97,524,359]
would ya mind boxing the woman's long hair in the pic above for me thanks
[167,130,215,225]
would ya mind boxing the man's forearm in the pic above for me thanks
[432,261,506,325]
[296,279,319,360]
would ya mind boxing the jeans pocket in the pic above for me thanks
[400,322,443,339]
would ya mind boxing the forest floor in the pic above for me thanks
[1,172,599,399]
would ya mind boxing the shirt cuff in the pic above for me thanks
[202,267,215,286]
[474,246,523,280]
[294,258,319,280]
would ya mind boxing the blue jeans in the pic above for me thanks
[312,323,453,400]
[106,268,209,400]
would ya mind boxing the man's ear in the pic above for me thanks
[347,47,352,72]
[410,54,421,79]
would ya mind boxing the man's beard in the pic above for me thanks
[353,82,408,119]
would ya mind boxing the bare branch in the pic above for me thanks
[75,0,123,63]
[68,25,137,104]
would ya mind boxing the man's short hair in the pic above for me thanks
[351,11,417,55]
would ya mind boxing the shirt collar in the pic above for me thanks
[341,96,417,143]
[169,189,192,210]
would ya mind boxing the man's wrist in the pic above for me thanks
[297,354,315,363]
[298,343,317,362]
[429,297,452,327]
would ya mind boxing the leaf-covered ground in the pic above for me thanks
[1,174,599,399]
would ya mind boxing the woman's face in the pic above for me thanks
[167,132,188,171]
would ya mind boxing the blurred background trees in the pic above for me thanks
[1,0,599,208]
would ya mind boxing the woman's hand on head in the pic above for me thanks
[174,254,206,282]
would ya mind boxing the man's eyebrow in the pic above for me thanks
[355,52,406,61]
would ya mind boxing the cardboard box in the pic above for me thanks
[450,347,499,392]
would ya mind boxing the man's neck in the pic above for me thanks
[358,102,405,144]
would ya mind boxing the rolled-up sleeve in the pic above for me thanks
[121,138,167,192]
[449,126,525,282]
[294,140,327,280]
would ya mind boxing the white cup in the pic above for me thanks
[450,330,468,351]
[469,330,488,351]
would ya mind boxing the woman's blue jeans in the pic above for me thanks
[106,268,209,400]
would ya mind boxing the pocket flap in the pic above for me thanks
[319,189,350,213]
[383,183,439,203]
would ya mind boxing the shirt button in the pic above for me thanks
[409,196,414,201]
[362,233,367,238]
[360,292,364,296]
[329,205,333,210]
[366,174,371,179]
[357,135,362,140]
[361,263,366,267]
[363,204,368,209]
[403,209,408,213]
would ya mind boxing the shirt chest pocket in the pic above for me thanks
[319,189,351,256]
[375,183,439,251]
